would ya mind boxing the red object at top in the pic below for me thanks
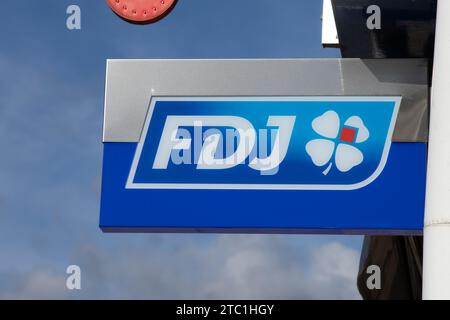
[106,0,177,24]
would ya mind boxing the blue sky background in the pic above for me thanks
[0,0,363,298]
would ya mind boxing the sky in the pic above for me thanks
[0,0,363,299]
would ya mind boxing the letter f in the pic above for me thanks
[153,116,192,169]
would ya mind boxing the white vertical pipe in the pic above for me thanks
[423,0,450,300]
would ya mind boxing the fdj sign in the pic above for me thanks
[127,97,399,190]
[100,59,428,234]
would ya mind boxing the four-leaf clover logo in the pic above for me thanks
[306,110,369,175]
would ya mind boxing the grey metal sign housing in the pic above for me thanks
[103,58,428,143]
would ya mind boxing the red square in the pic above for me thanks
[340,127,357,143]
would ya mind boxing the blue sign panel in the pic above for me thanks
[100,97,426,234]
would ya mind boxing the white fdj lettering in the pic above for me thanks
[153,115,295,175]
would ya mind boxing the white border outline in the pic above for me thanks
[126,96,401,190]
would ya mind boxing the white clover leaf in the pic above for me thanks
[306,110,368,175]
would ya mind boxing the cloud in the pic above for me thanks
[201,237,360,299]
[47,235,360,299]
[0,235,361,299]
[306,242,361,299]
[0,270,67,300]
